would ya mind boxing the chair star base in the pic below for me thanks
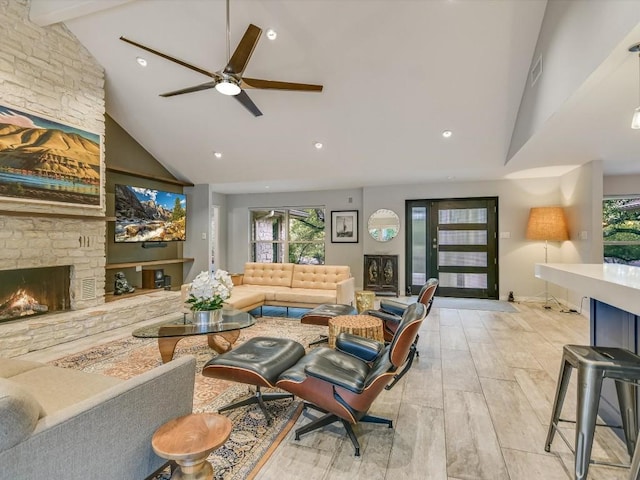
[218,385,293,425]
[295,403,393,456]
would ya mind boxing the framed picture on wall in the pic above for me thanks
[0,103,102,207]
[331,210,358,243]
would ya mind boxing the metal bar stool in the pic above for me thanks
[545,344,640,480]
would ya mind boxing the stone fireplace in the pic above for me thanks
[0,266,71,323]
[0,0,183,357]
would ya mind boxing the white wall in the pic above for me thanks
[212,191,228,272]
[556,161,604,311]
[509,0,640,160]
[184,183,213,282]
[604,174,640,196]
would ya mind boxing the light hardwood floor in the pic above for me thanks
[16,302,632,480]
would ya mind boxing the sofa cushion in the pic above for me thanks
[291,265,351,290]
[243,262,294,287]
[0,378,44,451]
[9,366,123,415]
[225,288,266,310]
[0,358,44,379]
[274,288,338,305]
[235,285,293,301]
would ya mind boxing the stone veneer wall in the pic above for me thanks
[0,1,182,356]
[0,0,106,306]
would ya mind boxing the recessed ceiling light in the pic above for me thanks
[136,56,147,67]
[265,186,270,189]
[266,29,277,40]
[447,176,456,181]
[442,130,452,138]
[314,142,323,149]
[213,152,222,159]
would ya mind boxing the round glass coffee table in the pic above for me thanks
[132,308,256,363]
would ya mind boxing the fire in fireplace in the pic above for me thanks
[0,266,71,323]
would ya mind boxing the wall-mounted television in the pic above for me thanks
[114,184,187,243]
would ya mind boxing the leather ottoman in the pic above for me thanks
[300,304,358,346]
[202,337,305,424]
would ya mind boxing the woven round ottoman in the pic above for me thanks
[327,314,384,349]
[300,304,358,346]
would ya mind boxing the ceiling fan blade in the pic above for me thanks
[120,36,218,79]
[224,24,262,76]
[234,90,263,117]
[241,78,323,92]
[160,81,217,97]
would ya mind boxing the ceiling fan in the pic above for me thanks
[119,0,322,117]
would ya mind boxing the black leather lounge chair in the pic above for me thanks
[369,278,439,341]
[364,278,438,389]
[276,302,427,455]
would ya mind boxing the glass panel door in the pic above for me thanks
[407,205,428,294]
[406,197,498,298]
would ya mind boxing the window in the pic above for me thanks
[250,208,325,264]
[603,197,640,266]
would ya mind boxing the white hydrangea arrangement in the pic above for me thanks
[186,270,233,311]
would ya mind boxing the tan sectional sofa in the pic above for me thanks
[182,263,355,312]
[0,355,195,480]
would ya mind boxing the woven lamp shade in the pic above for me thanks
[525,207,569,241]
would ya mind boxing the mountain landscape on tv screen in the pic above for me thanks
[114,184,186,242]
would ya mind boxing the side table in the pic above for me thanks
[328,314,384,349]
[355,290,376,313]
[152,413,232,480]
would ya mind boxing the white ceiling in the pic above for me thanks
[38,0,640,193]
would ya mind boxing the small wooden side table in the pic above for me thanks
[355,290,376,313]
[328,314,384,349]
[152,413,232,480]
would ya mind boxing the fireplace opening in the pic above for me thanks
[0,266,71,323]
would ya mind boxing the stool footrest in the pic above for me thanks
[557,418,624,429]
[551,420,631,470]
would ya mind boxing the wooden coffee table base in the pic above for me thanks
[158,330,241,363]
[152,413,232,480]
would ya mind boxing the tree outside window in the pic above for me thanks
[603,198,640,266]
[250,208,325,264]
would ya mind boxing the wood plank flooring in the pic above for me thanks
[15,302,632,479]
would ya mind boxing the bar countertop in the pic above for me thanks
[535,263,640,316]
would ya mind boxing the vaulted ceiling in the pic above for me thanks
[31,0,640,193]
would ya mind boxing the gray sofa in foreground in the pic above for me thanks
[0,355,196,480]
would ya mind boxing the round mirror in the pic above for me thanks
[368,209,400,242]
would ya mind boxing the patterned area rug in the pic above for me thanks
[51,317,326,480]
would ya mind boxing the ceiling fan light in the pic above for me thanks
[215,79,241,96]
[632,107,640,129]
